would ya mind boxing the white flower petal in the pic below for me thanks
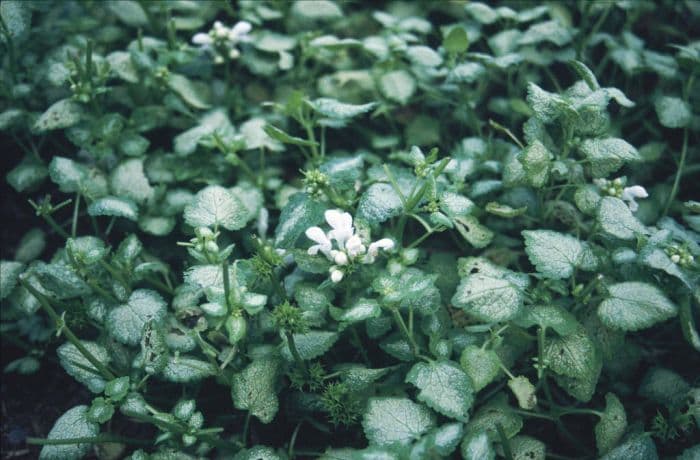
[192,33,214,45]
[368,238,395,257]
[623,185,648,200]
[305,226,332,257]
[345,235,366,257]
[330,268,344,283]
[333,251,349,266]
[230,20,252,37]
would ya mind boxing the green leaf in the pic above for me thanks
[339,365,390,392]
[357,183,404,225]
[175,109,235,155]
[329,298,380,324]
[522,230,598,279]
[406,46,443,67]
[281,330,338,361]
[110,158,155,205]
[443,26,469,54]
[57,341,110,393]
[406,361,474,420]
[6,156,48,192]
[32,99,83,133]
[291,0,343,21]
[454,215,494,248]
[518,140,553,188]
[598,282,677,331]
[452,272,524,322]
[34,262,91,299]
[579,138,640,178]
[119,132,150,157]
[139,215,175,236]
[233,446,284,460]
[106,0,148,27]
[569,60,600,90]
[308,98,377,119]
[162,356,216,383]
[373,268,440,316]
[379,70,416,105]
[639,367,690,407]
[595,393,627,455]
[599,435,658,460]
[15,228,46,263]
[459,345,501,392]
[526,83,575,123]
[410,423,464,459]
[0,260,23,299]
[107,51,139,83]
[39,406,99,460]
[49,157,87,194]
[107,289,167,345]
[544,328,602,402]
[655,96,692,128]
[514,305,579,336]
[231,357,281,424]
[461,431,495,460]
[1,1,32,43]
[87,397,114,424]
[274,193,325,248]
[508,376,537,410]
[465,2,499,24]
[167,74,211,109]
[263,124,319,147]
[240,118,284,151]
[66,237,107,266]
[362,397,435,447]
[465,396,522,440]
[104,377,130,402]
[597,197,646,240]
[510,435,546,460]
[518,20,572,47]
[87,196,139,221]
[184,185,249,231]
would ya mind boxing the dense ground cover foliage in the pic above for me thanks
[1,1,699,459]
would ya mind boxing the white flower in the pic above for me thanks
[305,209,395,282]
[330,268,344,283]
[332,250,349,266]
[256,208,269,237]
[305,226,332,257]
[621,185,648,212]
[192,32,213,46]
[325,209,354,247]
[345,234,366,258]
[228,21,252,42]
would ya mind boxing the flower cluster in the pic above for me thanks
[192,20,252,63]
[305,210,394,283]
[594,177,648,212]
[665,243,695,268]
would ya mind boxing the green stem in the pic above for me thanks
[242,410,251,447]
[496,423,514,460]
[26,434,151,447]
[350,325,370,366]
[71,194,81,237]
[222,259,232,311]
[19,278,116,380]
[285,330,308,376]
[662,128,689,217]
[391,308,419,357]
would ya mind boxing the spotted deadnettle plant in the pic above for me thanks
[305,210,394,282]
[3,2,700,459]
